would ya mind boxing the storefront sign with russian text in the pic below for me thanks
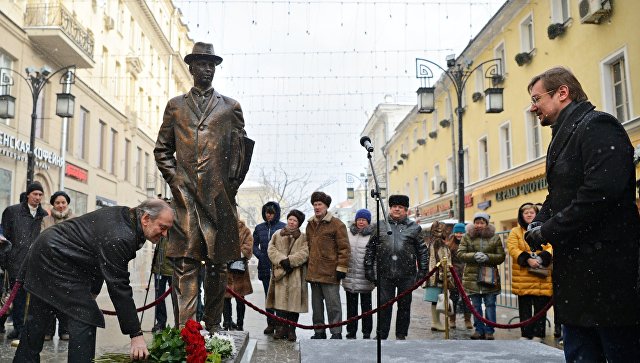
[0,131,64,168]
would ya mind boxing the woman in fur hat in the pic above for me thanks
[456,212,505,340]
[266,210,309,342]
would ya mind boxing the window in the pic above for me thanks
[76,107,88,160]
[475,65,484,93]
[65,188,88,216]
[551,0,570,23]
[412,128,418,146]
[124,139,130,181]
[423,171,429,201]
[114,61,121,99]
[422,119,428,139]
[520,14,534,53]
[144,152,150,191]
[102,47,109,87]
[525,111,542,159]
[494,43,506,76]
[446,156,455,191]
[431,110,438,132]
[602,51,632,122]
[478,137,489,179]
[0,51,13,125]
[0,168,11,213]
[135,147,142,187]
[108,128,117,175]
[405,182,411,200]
[97,121,106,169]
[414,177,420,204]
[500,122,512,170]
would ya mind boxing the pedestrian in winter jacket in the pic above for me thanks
[306,191,350,339]
[252,201,286,334]
[342,209,375,339]
[223,219,253,331]
[266,209,308,342]
[364,195,427,340]
[457,212,505,340]
[423,221,452,333]
[507,202,552,342]
[445,223,473,330]
[1,182,47,340]
[524,67,640,361]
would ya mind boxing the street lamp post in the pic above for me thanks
[346,172,369,209]
[415,56,503,222]
[0,65,76,189]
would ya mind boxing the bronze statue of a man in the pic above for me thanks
[154,42,254,330]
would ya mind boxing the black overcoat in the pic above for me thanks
[22,206,145,334]
[0,202,48,277]
[535,101,640,327]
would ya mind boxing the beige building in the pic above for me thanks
[385,0,639,231]
[0,0,194,214]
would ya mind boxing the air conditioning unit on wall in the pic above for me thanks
[579,0,611,24]
[431,175,447,194]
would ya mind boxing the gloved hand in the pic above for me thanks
[365,268,376,284]
[336,271,347,280]
[525,222,545,251]
[474,252,488,263]
[280,258,293,273]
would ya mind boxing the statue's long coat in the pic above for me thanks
[155,89,253,263]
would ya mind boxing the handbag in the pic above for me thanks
[435,293,455,316]
[228,259,247,274]
[477,266,499,287]
[527,265,551,278]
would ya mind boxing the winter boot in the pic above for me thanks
[464,313,473,330]
[430,305,445,332]
[449,314,457,329]
[273,325,288,340]
[287,326,297,342]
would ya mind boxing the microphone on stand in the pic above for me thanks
[360,136,374,152]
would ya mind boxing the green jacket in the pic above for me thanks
[456,223,505,295]
[152,236,174,277]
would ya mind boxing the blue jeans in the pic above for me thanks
[563,324,640,362]
[470,293,497,335]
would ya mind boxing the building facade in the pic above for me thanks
[0,0,194,214]
[386,0,639,231]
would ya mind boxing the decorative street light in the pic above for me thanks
[346,172,369,209]
[0,65,76,189]
[415,56,503,222]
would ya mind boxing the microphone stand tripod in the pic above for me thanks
[367,150,391,363]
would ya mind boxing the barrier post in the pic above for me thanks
[442,256,449,339]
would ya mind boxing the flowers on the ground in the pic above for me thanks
[95,319,236,363]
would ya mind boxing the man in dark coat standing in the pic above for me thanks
[1,182,48,340]
[252,201,285,334]
[364,194,427,340]
[525,66,640,361]
[154,42,254,331]
[14,199,174,362]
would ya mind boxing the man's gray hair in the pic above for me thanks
[137,198,174,220]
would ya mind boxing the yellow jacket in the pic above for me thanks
[506,226,553,297]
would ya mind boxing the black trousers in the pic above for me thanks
[378,277,414,339]
[14,294,97,362]
[223,297,246,326]
[518,295,551,339]
[345,291,372,336]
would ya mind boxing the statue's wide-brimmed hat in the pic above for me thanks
[184,42,223,66]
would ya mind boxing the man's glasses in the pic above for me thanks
[530,89,556,106]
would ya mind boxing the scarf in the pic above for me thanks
[50,208,73,223]
[280,227,301,240]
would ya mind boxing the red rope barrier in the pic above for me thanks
[226,266,440,329]
[0,281,21,317]
[101,287,173,316]
[448,265,553,329]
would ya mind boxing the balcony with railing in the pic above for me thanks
[24,3,95,68]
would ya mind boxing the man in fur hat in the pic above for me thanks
[305,191,350,339]
[155,42,254,331]
[364,194,427,340]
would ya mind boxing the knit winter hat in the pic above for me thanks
[310,191,332,207]
[453,223,466,233]
[287,209,306,226]
[388,194,410,208]
[473,212,490,223]
[354,209,371,223]
[26,182,44,196]
[50,191,71,205]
